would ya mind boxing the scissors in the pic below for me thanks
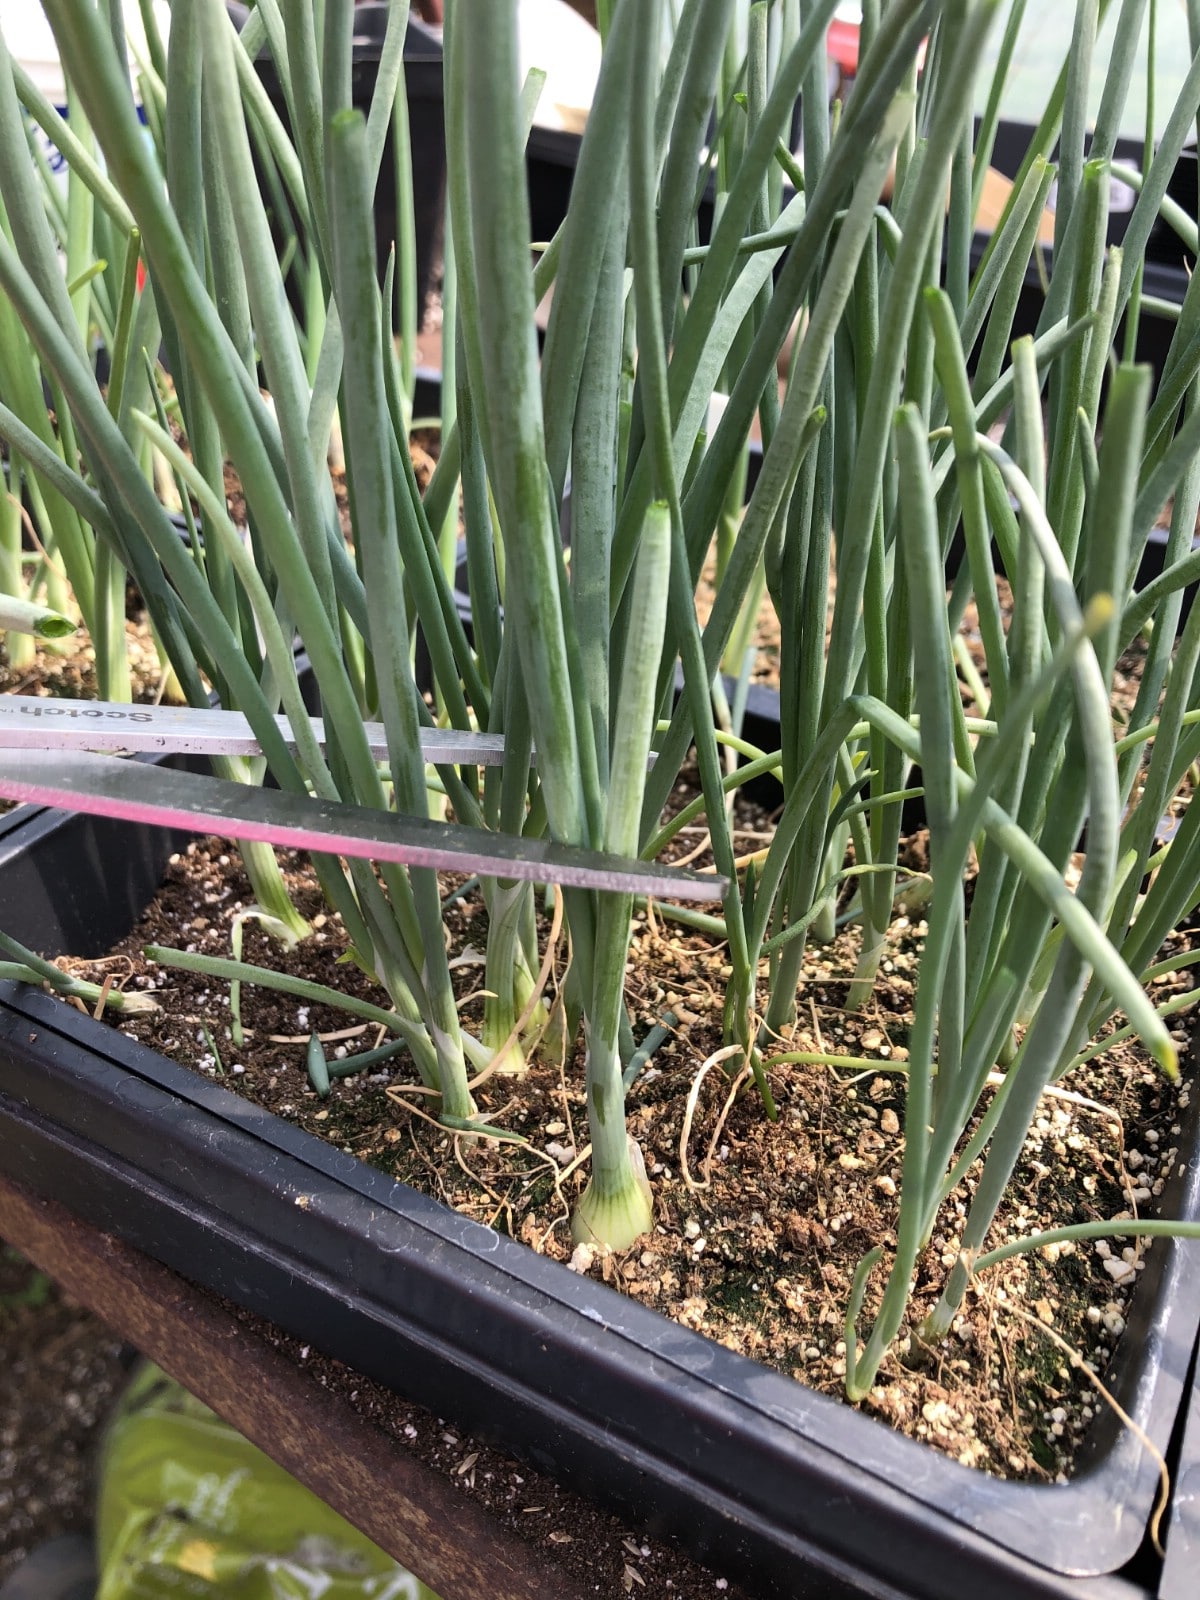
[0,695,719,900]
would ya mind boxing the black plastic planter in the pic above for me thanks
[0,802,1198,1600]
[1160,1340,1200,1600]
[973,120,1192,391]
[0,775,192,959]
[526,124,583,254]
[241,4,446,324]
[0,646,318,954]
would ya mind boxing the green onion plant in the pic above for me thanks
[2,0,1200,1391]
[0,24,142,697]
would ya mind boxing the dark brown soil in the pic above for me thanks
[0,1246,129,1583]
[0,1237,749,1600]
[65,830,1195,1489]
[221,1295,754,1600]
[0,614,168,816]
[0,616,163,705]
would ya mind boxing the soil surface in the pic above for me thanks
[0,1246,130,1584]
[0,1236,749,1600]
[0,612,167,817]
[65,821,1195,1491]
[0,619,161,705]
[221,1294,755,1600]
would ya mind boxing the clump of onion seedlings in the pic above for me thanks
[4,0,1200,1377]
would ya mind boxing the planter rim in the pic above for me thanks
[1160,1350,1200,1598]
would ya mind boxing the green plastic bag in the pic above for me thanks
[95,1363,439,1600]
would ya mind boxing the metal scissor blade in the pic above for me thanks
[0,695,508,766]
[0,749,723,901]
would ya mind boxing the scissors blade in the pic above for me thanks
[0,748,723,901]
[0,695,507,766]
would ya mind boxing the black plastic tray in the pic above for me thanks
[0,798,1197,1600]
[974,119,1191,388]
[0,650,317,954]
[0,755,197,957]
[239,2,446,321]
[1160,1341,1200,1599]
